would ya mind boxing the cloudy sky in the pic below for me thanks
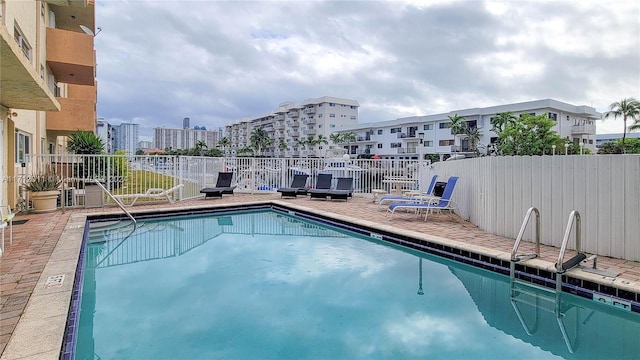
[95,0,640,140]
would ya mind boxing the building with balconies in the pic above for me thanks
[0,0,97,207]
[335,99,600,160]
[224,97,359,157]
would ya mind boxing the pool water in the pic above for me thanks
[75,210,640,359]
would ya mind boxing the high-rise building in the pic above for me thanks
[225,96,359,157]
[113,123,139,154]
[183,117,190,129]
[153,127,222,151]
[0,0,97,207]
[96,118,113,154]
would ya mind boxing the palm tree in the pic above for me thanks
[341,132,356,154]
[329,133,343,147]
[316,134,329,157]
[249,127,269,156]
[278,140,288,157]
[448,114,467,136]
[194,140,207,156]
[218,137,231,156]
[464,126,481,154]
[490,111,516,133]
[604,97,640,153]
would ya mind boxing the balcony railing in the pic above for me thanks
[571,124,596,135]
[303,107,316,114]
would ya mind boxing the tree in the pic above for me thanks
[278,140,288,156]
[194,140,207,156]
[218,137,231,156]
[604,97,640,153]
[448,114,466,136]
[598,138,640,154]
[495,114,565,156]
[67,131,105,154]
[464,126,481,153]
[316,134,329,157]
[490,111,516,134]
[341,132,356,153]
[249,127,270,156]
[329,133,343,146]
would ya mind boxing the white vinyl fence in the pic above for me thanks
[427,155,640,261]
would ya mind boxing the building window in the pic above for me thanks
[390,127,401,133]
[330,124,335,128]
[378,129,383,135]
[439,122,451,129]
[439,139,455,146]
[350,116,356,120]
[329,114,335,118]
[390,142,402,148]
[15,131,31,164]
[548,112,558,121]
[351,106,357,109]
[329,103,335,107]
[377,144,382,149]
[425,140,433,147]
[423,124,433,130]
[14,25,32,60]
[319,114,323,118]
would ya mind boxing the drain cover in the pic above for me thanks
[45,274,65,288]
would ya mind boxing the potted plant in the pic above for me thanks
[25,173,62,212]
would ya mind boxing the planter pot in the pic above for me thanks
[30,190,59,212]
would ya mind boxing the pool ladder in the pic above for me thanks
[509,208,597,354]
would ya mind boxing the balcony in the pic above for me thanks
[303,129,316,135]
[46,27,95,85]
[303,107,316,114]
[287,110,299,118]
[571,124,596,135]
[44,0,95,33]
[303,118,316,125]
[396,148,406,154]
[274,114,285,121]
[287,121,299,127]
[0,26,59,111]
[47,83,95,133]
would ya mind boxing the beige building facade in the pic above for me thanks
[0,0,97,207]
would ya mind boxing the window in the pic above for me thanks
[15,131,31,164]
[423,124,433,130]
[329,124,335,128]
[439,139,455,146]
[390,143,402,148]
[351,106,357,109]
[548,112,558,121]
[329,114,335,118]
[40,65,45,79]
[318,114,323,118]
[377,144,382,149]
[14,25,32,60]
[377,129,383,135]
[350,116,356,120]
[390,127,401,133]
[425,140,433,147]
[439,122,451,129]
[329,103,335,107]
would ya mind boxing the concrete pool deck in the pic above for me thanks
[1,193,639,358]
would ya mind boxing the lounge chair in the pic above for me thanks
[200,172,237,199]
[377,175,439,208]
[0,206,14,257]
[114,184,184,206]
[328,177,354,201]
[276,174,309,198]
[307,173,333,200]
[386,176,459,220]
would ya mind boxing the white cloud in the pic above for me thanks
[95,0,640,137]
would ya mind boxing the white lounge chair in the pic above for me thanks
[377,175,439,209]
[386,177,459,220]
[0,206,14,256]
[114,184,184,206]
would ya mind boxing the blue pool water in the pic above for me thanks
[74,210,640,359]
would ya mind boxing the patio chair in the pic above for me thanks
[307,173,333,200]
[386,176,459,220]
[276,174,309,198]
[377,175,439,209]
[328,177,354,201]
[200,172,237,199]
[0,206,14,257]
[114,184,184,206]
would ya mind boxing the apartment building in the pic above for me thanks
[112,122,139,154]
[0,0,97,207]
[153,126,222,151]
[335,99,600,160]
[224,96,359,157]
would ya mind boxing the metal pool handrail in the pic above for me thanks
[92,180,137,225]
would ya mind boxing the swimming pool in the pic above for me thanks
[68,208,640,359]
